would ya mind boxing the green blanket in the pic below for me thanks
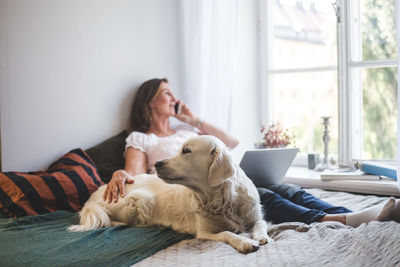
[0,211,192,267]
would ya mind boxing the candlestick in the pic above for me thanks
[314,116,333,171]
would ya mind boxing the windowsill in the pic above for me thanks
[283,166,400,197]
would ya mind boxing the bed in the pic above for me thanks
[1,188,399,266]
[1,131,399,266]
[136,188,400,266]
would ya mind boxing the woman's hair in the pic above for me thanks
[129,78,168,133]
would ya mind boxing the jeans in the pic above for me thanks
[258,184,352,224]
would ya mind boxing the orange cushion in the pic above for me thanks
[0,149,103,218]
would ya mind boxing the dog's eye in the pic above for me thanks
[182,147,192,154]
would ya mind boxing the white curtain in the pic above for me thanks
[396,0,400,188]
[179,0,238,131]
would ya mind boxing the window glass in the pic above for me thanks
[270,71,338,155]
[271,0,337,69]
[268,0,338,157]
[351,0,397,61]
[352,67,398,160]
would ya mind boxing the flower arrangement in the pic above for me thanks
[259,122,293,148]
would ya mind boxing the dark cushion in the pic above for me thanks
[0,149,103,218]
[86,130,129,183]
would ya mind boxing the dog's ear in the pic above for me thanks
[208,146,235,187]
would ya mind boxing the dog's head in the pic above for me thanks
[155,135,236,193]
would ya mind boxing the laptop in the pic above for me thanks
[239,148,299,187]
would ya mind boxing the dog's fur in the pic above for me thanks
[68,135,272,253]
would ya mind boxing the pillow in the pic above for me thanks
[0,149,103,218]
[86,130,129,183]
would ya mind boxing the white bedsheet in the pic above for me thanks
[135,189,400,266]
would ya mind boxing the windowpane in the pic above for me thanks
[270,0,337,69]
[270,71,338,155]
[352,67,397,160]
[350,0,397,61]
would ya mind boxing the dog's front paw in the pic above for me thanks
[260,236,275,245]
[253,233,274,245]
[251,220,273,245]
[236,238,259,254]
[252,229,274,245]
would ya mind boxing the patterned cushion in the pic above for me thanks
[0,149,103,218]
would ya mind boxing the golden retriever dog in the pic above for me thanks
[68,136,272,253]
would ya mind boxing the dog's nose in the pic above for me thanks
[155,161,165,168]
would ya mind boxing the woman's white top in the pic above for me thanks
[125,124,198,174]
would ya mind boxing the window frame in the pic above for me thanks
[259,0,399,166]
[339,0,398,164]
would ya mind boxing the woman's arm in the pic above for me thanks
[175,101,239,149]
[191,118,239,149]
[103,147,147,203]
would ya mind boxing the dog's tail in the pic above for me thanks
[67,203,111,232]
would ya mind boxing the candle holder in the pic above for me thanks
[314,116,333,171]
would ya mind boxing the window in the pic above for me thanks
[348,0,398,161]
[261,0,398,165]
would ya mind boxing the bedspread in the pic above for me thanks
[0,211,191,267]
[135,189,400,266]
[1,189,399,266]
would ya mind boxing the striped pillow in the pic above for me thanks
[0,149,103,218]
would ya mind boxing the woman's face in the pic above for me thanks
[150,82,177,117]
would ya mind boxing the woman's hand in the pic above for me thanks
[174,100,239,149]
[174,100,201,127]
[103,170,135,203]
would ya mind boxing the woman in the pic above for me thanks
[103,78,400,227]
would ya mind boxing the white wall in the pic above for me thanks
[0,0,260,171]
[0,0,182,171]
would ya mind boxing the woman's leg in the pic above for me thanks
[267,183,352,214]
[258,187,327,224]
[265,184,396,227]
[345,197,395,227]
[320,214,346,224]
